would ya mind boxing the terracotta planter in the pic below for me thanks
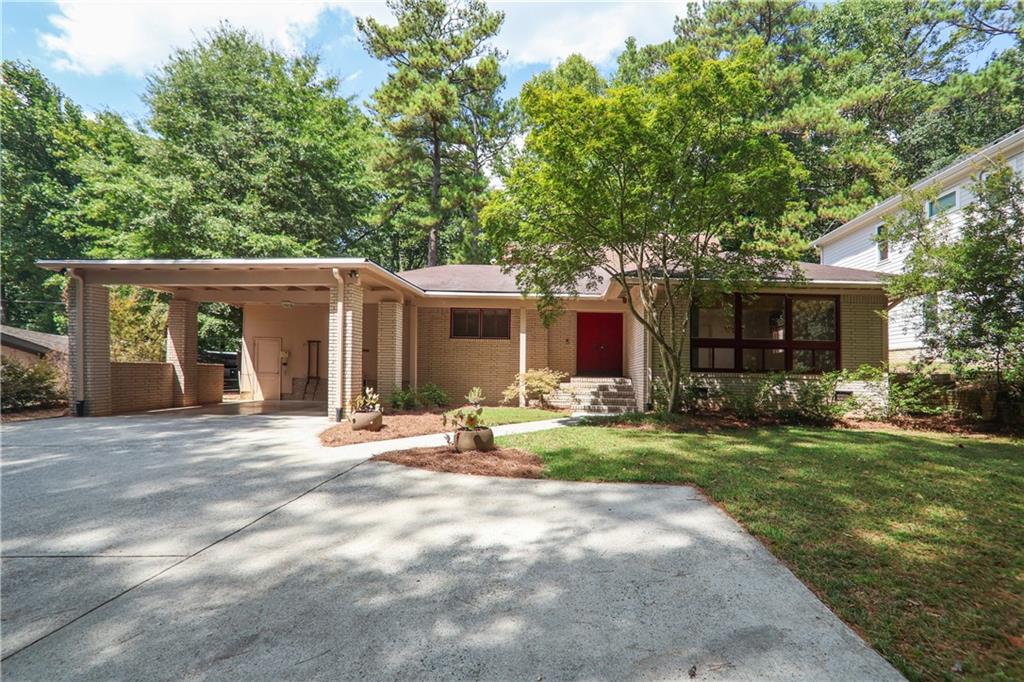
[453,427,495,452]
[350,410,383,432]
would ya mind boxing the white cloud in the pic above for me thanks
[39,1,686,79]
[39,1,366,77]
[494,1,689,67]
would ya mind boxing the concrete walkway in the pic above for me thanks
[1,409,901,680]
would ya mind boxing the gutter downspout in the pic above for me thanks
[68,268,86,415]
[332,268,345,421]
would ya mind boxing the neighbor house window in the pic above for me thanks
[876,224,888,261]
[690,294,839,373]
[927,190,957,217]
[450,308,511,339]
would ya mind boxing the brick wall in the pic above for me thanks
[341,282,363,415]
[197,363,224,404]
[624,313,648,410]
[166,299,198,407]
[67,280,112,416]
[327,286,341,419]
[417,307,526,405]
[547,311,576,376]
[110,362,174,413]
[377,301,403,399]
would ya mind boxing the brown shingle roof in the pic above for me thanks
[1,325,69,355]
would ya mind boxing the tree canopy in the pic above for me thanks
[484,45,807,411]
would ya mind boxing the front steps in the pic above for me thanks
[547,377,637,414]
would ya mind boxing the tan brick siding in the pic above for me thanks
[342,282,363,415]
[327,285,341,418]
[547,311,576,376]
[418,307,530,406]
[67,280,112,416]
[377,301,403,399]
[888,348,923,367]
[624,313,648,410]
[197,363,224,404]
[166,299,198,407]
[110,362,174,413]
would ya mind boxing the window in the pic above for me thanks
[450,308,510,339]
[876,224,888,261]
[927,190,957,217]
[690,294,839,373]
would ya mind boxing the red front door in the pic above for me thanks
[576,313,623,376]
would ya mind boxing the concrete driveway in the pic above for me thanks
[1,407,901,680]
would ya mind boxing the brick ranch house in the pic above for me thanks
[35,258,888,419]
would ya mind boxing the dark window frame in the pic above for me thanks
[449,307,511,340]
[876,224,889,262]
[690,293,841,374]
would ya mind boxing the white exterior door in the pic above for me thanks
[254,337,282,401]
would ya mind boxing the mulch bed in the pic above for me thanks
[319,409,449,447]
[368,446,544,477]
[372,446,544,479]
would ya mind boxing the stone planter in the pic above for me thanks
[350,410,383,432]
[453,428,495,452]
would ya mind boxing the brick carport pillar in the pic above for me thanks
[67,275,112,416]
[377,301,403,402]
[327,272,364,420]
[166,298,199,407]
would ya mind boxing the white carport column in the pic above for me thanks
[166,298,199,407]
[67,276,111,416]
[327,275,364,420]
[518,307,527,407]
[377,301,403,401]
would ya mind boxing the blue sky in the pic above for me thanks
[2,1,1013,125]
[1,1,687,123]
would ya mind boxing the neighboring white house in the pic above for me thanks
[812,126,1024,365]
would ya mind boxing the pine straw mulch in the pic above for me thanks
[1,406,68,423]
[372,446,544,479]
[319,409,448,447]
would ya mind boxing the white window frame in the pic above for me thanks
[926,189,958,218]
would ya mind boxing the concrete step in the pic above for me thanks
[575,404,634,414]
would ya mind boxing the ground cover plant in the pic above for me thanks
[495,421,1023,680]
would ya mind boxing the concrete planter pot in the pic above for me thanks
[453,428,495,452]
[350,410,383,432]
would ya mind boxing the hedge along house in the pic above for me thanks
[36,257,888,419]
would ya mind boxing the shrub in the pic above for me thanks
[785,371,848,424]
[1,357,64,411]
[350,387,381,413]
[728,373,787,419]
[653,375,710,414]
[501,367,567,407]
[417,383,449,407]
[389,387,418,410]
[465,386,485,407]
[845,363,946,420]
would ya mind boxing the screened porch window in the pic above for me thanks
[690,294,840,373]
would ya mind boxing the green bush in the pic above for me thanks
[785,371,848,424]
[417,383,449,407]
[389,387,418,411]
[728,373,787,419]
[845,363,946,420]
[1,356,64,411]
[501,367,567,407]
[465,386,485,407]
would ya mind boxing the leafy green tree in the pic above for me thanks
[0,61,85,332]
[886,166,1024,397]
[135,26,376,258]
[358,0,512,268]
[485,46,807,412]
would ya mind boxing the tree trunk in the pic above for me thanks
[427,127,441,267]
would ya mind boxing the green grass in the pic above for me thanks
[499,422,1024,681]
[445,406,566,426]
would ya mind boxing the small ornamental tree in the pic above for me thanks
[886,165,1024,398]
[483,44,807,412]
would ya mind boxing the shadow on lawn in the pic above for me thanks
[519,425,1024,679]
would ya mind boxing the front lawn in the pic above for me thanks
[455,405,568,425]
[498,422,1023,681]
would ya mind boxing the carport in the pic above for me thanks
[35,259,422,420]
